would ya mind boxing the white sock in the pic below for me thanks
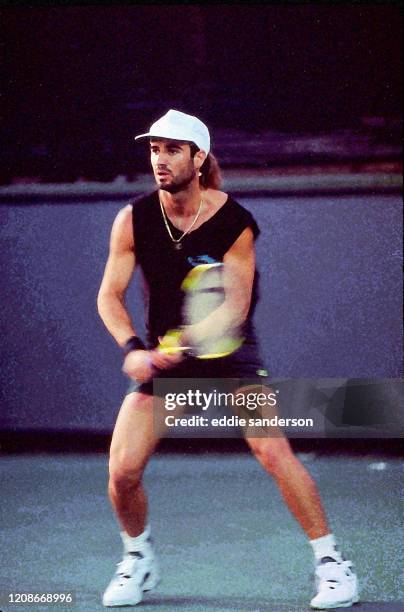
[309,533,343,563]
[121,525,151,553]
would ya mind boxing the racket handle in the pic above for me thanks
[158,329,189,354]
[158,328,243,359]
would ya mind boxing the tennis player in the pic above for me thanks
[97,109,359,609]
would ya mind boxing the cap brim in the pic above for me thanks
[134,131,195,143]
[134,131,209,153]
[134,132,152,140]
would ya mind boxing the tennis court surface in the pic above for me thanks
[1,452,403,612]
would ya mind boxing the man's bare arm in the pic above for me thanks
[97,204,138,347]
[181,227,255,346]
[98,204,183,377]
[222,225,255,325]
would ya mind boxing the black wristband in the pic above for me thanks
[122,336,146,356]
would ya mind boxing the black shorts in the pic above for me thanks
[126,337,270,397]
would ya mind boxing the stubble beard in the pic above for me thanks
[157,165,197,194]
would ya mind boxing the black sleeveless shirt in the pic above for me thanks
[131,191,260,347]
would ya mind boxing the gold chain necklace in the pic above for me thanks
[159,197,203,250]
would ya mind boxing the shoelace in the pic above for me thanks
[316,560,353,585]
[116,552,144,578]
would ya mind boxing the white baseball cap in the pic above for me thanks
[135,109,210,154]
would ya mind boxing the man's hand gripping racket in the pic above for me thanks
[158,262,244,360]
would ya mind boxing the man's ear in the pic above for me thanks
[194,150,207,171]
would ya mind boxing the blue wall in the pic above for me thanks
[1,194,402,431]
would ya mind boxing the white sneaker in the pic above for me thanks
[102,528,160,607]
[310,557,359,609]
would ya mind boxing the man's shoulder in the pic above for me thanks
[130,190,158,212]
[129,191,160,236]
[225,193,253,217]
[222,193,260,240]
[205,188,242,212]
[204,188,254,223]
[208,189,245,211]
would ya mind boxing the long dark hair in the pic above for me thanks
[190,143,222,190]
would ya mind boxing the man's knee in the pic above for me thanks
[108,455,145,497]
[248,437,294,473]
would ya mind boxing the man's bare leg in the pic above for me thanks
[108,391,159,536]
[246,432,359,608]
[103,390,164,607]
[246,435,329,539]
[236,385,329,539]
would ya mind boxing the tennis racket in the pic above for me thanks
[158,262,243,359]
